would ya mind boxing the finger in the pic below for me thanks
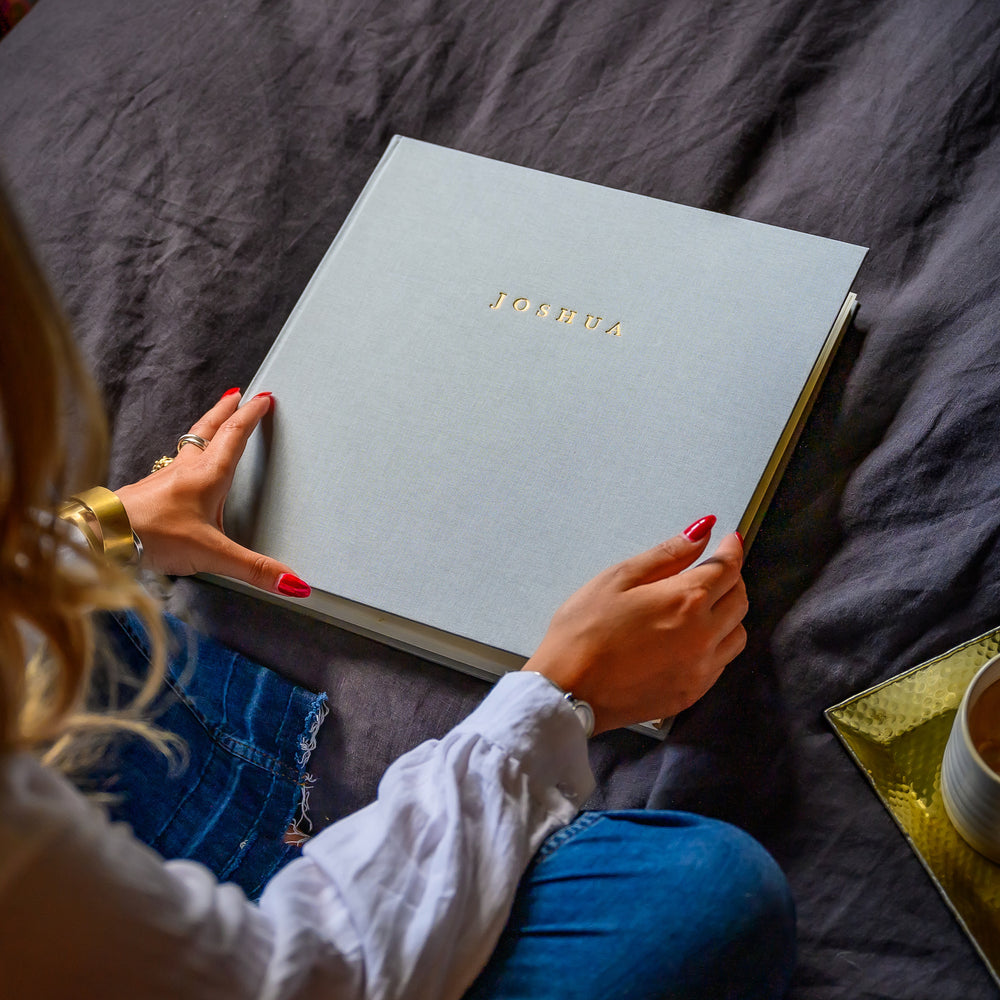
[710,574,749,630]
[197,391,274,476]
[197,531,311,597]
[680,532,745,597]
[714,620,748,666]
[613,515,716,588]
[186,386,244,441]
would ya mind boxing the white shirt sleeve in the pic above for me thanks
[0,671,595,1000]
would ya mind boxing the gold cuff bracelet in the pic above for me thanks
[59,486,143,566]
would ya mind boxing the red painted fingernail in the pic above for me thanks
[276,573,311,598]
[735,531,744,550]
[221,386,241,398]
[252,390,274,411]
[683,515,716,542]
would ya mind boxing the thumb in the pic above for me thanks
[615,515,716,588]
[202,534,312,598]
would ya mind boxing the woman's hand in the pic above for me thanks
[523,517,746,734]
[114,389,311,598]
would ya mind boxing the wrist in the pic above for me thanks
[59,487,143,566]
[522,670,595,739]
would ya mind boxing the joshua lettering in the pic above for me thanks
[488,291,622,337]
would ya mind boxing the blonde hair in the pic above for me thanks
[0,183,169,773]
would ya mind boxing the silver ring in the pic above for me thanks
[176,433,210,453]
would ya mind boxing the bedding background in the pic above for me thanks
[3,1,1000,995]
[0,0,33,38]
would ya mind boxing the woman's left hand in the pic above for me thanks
[114,389,311,598]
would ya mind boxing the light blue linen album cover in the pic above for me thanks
[224,136,867,676]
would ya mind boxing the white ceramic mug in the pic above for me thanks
[941,654,1000,863]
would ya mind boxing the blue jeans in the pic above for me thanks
[90,611,328,900]
[94,612,795,996]
[467,810,796,1000]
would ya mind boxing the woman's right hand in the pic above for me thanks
[522,517,747,734]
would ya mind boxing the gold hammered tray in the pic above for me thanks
[826,627,1000,987]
